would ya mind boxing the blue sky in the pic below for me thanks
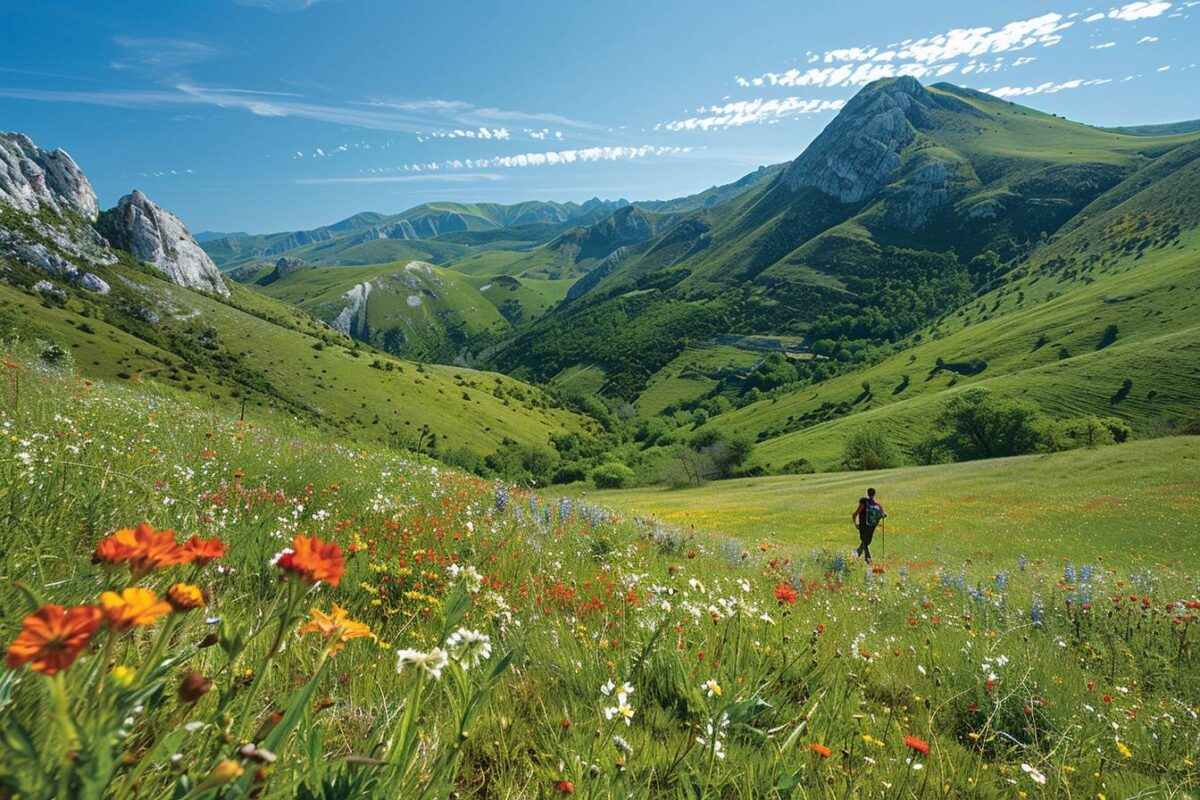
[2,0,1196,233]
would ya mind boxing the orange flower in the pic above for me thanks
[92,523,190,577]
[182,535,227,565]
[904,734,930,757]
[298,604,374,655]
[811,743,832,758]
[167,582,206,611]
[100,587,172,630]
[276,534,345,586]
[6,604,102,675]
[774,581,798,605]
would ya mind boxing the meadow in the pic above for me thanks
[1,353,1198,798]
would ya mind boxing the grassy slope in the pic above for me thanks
[0,256,594,456]
[572,436,1200,568]
[699,139,1200,470]
[254,260,572,359]
[636,344,764,416]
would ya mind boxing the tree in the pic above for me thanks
[690,429,754,479]
[842,430,903,471]
[936,388,1045,460]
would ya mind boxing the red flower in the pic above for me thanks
[903,735,929,757]
[6,604,102,675]
[183,535,227,565]
[555,780,575,794]
[560,719,571,730]
[277,534,345,586]
[774,581,798,605]
[811,743,832,758]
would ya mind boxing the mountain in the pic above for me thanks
[201,200,630,270]
[488,77,1200,399]
[0,131,598,457]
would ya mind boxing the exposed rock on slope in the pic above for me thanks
[781,76,971,205]
[98,190,229,296]
[0,132,100,220]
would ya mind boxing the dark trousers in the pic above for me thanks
[856,525,875,562]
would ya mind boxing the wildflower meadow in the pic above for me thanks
[1,352,1198,798]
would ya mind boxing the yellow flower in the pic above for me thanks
[99,587,172,630]
[299,604,375,655]
[194,760,244,792]
[110,665,136,687]
[1116,740,1132,759]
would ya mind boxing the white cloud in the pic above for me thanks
[1106,2,1173,21]
[657,97,845,131]
[371,145,693,175]
[1137,35,1160,42]
[734,12,1072,90]
[985,77,1113,98]
[1090,41,1117,48]
[295,173,505,185]
[428,127,510,140]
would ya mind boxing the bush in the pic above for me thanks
[779,458,816,475]
[591,462,635,489]
[842,430,903,471]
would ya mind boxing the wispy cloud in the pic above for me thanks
[984,77,1113,98]
[656,97,845,132]
[0,81,594,138]
[110,36,226,73]
[360,145,694,175]
[1085,2,1173,22]
[734,12,1072,90]
[296,173,505,185]
[233,0,326,12]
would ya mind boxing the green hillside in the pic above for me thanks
[0,212,596,458]
[489,78,1200,400]
[252,260,572,362]
[696,137,1200,470]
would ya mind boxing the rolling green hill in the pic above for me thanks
[251,259,572,363]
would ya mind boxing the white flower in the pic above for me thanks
[397,647,449,680]
[703,679,722,698]
[661,600,673,613]
[604,693,635,726]
[446,627,492,669]
[461,565,483,593]
[601,680,633,697]
[1021,763,1047,785]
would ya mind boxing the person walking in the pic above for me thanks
[852,487,886,564]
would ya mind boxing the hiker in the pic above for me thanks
[852,487,886,564]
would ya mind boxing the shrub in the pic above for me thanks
[842,430,903,471]
[591,462,635,489]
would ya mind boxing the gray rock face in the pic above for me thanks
[77,273,111,294]
[272,256,309,280]
[97,190,229,296]
[0,132,99,220]
[782,77,939,204]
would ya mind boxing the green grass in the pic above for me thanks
[568,436,1200,569]
[637,344,764,416]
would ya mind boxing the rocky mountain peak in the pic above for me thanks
[97,190,229,297]
[781,76,942,204]
[0,132,100,220]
